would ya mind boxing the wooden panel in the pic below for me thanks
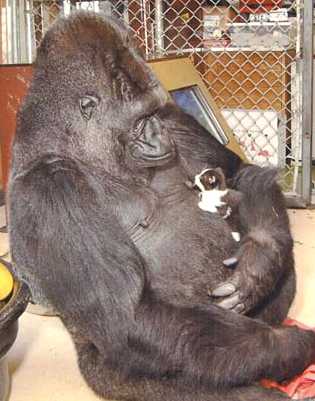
[0,65,32,190]
[200,51,293,113]
[162,0,203,51]
[0,0,3,64]
[0,151,2,190]
[128,0,149,51]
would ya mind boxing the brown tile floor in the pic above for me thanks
[2,209,315,401]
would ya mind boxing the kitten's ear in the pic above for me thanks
[214,167,224,175]
[214,167,225,182]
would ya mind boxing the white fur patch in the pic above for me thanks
[231,232,240,242]
[198,189,227,213]
[194,171,207,192]
[222,206,232,219]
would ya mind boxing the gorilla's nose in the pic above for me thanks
[142,118,173,156]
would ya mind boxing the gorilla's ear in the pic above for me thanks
[79,95,100,120]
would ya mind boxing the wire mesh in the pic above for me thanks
[0,0,310,195]
[148,0,303,193]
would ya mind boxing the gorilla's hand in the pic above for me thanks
[208,165,293,314]
[210,232,282,314]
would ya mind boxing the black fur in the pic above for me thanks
[8,11,315,401]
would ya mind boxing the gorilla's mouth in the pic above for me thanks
[127,145,176,168]
[140,151,174,160]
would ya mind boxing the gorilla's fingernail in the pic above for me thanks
[232,303,245,313]
[207,288,212,297]
[223,257,238,267]
[217,293,240,309]
[212,283,236,297]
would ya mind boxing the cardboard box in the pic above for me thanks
[229,21,295,49]
[222,108,286,167]
[249,8,288,22]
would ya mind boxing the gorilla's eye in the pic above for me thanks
[134,118,145,134]
[79,95,100,120]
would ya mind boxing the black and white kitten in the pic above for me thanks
[194,167,242,242]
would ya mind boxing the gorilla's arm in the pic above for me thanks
[9,155,315,388]
[9,155,145,350]
[160,105,293,314]
[213,165,293,314]
[132,293,315,387]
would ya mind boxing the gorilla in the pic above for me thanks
[8,11,315,401]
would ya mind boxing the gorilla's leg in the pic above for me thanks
[77,341,291,401]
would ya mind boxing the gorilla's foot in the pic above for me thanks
[76,341,292,401]
[269,325,315,382]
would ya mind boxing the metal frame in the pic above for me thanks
[301,0,313,204]
[154,0,164,56]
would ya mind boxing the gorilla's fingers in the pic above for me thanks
[211,283,236,297]
[216,293,240,310]
[211,272,248,312]
[231,303,246,314]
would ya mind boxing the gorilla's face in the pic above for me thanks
[129,115,175,165]
[77,91,176,170]
[27,11,176,174]
[117,113,176,169]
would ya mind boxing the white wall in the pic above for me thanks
[313,63,315,159]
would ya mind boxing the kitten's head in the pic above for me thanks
[194,168,221,192]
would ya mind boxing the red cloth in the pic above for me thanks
[261,319,315,399]
[239,0,283,14]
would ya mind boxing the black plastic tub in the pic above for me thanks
[0,260,29,401]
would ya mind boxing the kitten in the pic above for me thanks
[194,167,242,242]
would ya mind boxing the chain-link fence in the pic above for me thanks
[0,0,313,201]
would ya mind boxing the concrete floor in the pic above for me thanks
[1,209,315,401]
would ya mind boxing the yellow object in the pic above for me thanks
[0,261,14,300]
